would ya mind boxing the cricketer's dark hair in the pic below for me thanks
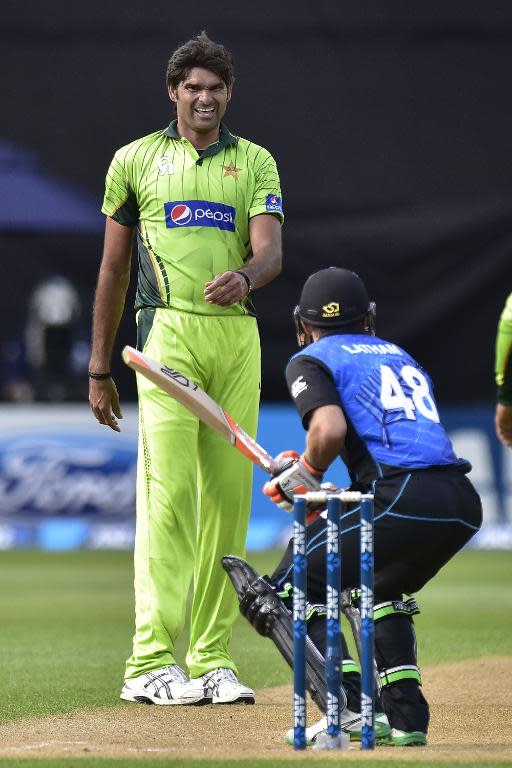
[316,319,367,337]
[166,31,235,89]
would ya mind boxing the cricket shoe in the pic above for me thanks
[285,710,391,746]
[351,712,391,743]
[379,728,427,747]
[120,664,208,705]
[191,668,255,704]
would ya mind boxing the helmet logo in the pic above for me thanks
[321,302,340,318]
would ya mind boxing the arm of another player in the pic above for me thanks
[303,404,347,471]
[89,217,134,432]
[263,355,348,509]
[263,405,347,510]
[204,213,282,305]
[495,404,512,447]
[287,354,348,469]
[495,292,512,447]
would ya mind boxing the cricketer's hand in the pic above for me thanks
[89,377,123,432]
[263,452,323,510]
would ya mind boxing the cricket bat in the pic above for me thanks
[122,345,277,474]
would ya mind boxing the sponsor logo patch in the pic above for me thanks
[265,193,283,213]
[164,200,236,231]
[322,302,340,318]
[291,375,308,398]
[169,204,192,226]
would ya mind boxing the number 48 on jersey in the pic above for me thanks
[380,364,440,423]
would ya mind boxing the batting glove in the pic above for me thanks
[263,453,323,510]
[272,450,301,473]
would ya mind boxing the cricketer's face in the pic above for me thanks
[169,67,231,136]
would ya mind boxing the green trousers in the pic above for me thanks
[125,308,260,680]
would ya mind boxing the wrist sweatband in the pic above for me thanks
[236,270,252,295]
[88,371,111,380]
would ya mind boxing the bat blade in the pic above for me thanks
[122,346,277,474]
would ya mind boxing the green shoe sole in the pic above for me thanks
[379,730,427,747]
[350,718,391,743]
[285,716,391,747]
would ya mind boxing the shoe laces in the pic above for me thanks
[160,664,188,684]
[206,667,238,684]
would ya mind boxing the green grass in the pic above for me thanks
[0,549,510,723]
[415,548,512,664]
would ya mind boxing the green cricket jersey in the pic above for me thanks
[102,120,284,317]
[495,291,512,404]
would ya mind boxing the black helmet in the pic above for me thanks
[294,267,375,346]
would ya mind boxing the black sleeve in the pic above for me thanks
[111,187,140,226]
[285,355,342,428]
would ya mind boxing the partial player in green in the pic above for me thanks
[89,31,283,705]
[495,292,512,447]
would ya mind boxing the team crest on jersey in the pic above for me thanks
[266,194,283,213]
[322,302,340,318]
[222,163,242,179]
[157,156,175,176]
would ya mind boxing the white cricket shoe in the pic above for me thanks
[120,664,207,705]
[285,709,359,746]
[191,667,255,704]
[285,710,391,746]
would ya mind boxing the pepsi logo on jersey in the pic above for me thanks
[169,204,192,225]
[164,200,236,231]
[265,193,282,213]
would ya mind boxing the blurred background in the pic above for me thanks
[1,1,511,552]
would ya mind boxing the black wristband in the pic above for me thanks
[236,270,252,295]
[88,371,111,380]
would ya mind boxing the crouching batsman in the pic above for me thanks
[223,267,482,747]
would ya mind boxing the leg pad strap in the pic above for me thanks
[379,664,422,687]
[374,598,420,622]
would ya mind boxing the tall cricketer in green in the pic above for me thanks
[495,291,512,447]
[89,32,283,705]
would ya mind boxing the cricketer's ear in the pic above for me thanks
[168,84,178,102]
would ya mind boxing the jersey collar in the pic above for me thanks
[163,120,237,158]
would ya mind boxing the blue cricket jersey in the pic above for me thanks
[286,333,466,482]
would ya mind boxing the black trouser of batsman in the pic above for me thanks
[271,466,482,733]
